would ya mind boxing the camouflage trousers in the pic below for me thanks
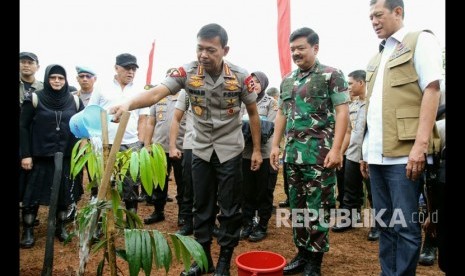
[287,163,336,252]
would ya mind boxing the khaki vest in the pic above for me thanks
[365,30,440,157]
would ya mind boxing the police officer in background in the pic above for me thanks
[110,23,263,276]
[240,71,278,242]
[270,27,349,275]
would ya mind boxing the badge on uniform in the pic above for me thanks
[169,67,187,77]
[272,101,278,111]
[226,98,237,106]
[189,75,204,88]
[224,78,239,91]
[191,96,203,105]
[227,108,235,115]
[193,105,203,116]
[158,113,164,120]
[389,42,410,60]
[244,75,255,93]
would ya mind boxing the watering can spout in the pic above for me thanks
[69,105,111,138]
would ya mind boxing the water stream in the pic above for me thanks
[78,136,103,275]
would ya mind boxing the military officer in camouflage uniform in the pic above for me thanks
[270,27,349,275]
[111,23,263,276]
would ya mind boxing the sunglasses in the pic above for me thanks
[78,74,94,79]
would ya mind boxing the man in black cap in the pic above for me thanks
[88,53,148,218]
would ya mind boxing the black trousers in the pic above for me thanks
[241,158,275,226]
[192,151,242,247]
[179,149,193,222]
[342,159,366,211]
[336,155,347,208]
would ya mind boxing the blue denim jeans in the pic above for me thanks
[369,164,421,276]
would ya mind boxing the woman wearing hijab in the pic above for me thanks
[240,71,278,242]
[20,64,84,248]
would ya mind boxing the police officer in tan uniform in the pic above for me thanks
[111,23,263,276]
[240,71,278,243]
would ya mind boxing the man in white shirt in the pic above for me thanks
[88,53,149,214]
[361,1,443,275]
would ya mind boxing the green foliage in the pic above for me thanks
[122,229,207,276]
[71,139,204,275]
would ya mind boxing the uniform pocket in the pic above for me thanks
[396,107,420,140]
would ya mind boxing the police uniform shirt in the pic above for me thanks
[150,93,186,152]
[242,94,278,159]
[345,100,366,163]
[175,89,194,150]
[162,61,257,163]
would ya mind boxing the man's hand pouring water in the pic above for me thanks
[109,102,131,123]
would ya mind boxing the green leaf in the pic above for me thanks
[72,152,91,180]
[152,229,172,273]
[125,229,140,276]
[115,248,127,262]
[174,234,207,272]
[139,148,153,196]
[97,258,105,276]
[141,230,153,275]
[129,151,139,182]
[70,139,82,178]
[134,230,142,276]
[110,189,121,215]
[153,144,167,189]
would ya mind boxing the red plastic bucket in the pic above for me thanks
[236,251,286,276]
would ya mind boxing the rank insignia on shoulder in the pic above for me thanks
[144,84,155,90]
[244,75,255,93]
[169,67,187,77]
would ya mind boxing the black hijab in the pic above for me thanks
[37,64,72,110]
[252,71,269,102]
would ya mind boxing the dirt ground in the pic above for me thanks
[19,169,444,275]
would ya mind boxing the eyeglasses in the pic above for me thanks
[78,74,94,79]
[122,65,138,71]
[49,75,65,81]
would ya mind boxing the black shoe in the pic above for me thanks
[248,225,267,242]
[178,217,186,227]
[137,195,145,202]
[279,199,290,208]
[177,224,194,236]
[303,252,323,276]
[331,223,353,233]
[144,212,165,224]
[214,247,233,276]
[283,249,310,275]
[20,227,35,249]
[419,244,437,266]
[240,225,253,240]
[212,224,220,238]
[367,227,380,241]
[180,262,215,276]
